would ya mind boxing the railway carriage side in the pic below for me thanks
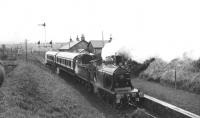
[55,52,79,76]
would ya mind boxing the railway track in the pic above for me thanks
[31,53,200,118]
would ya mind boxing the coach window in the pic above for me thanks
[69,60,71,66]
[69,61,71,67]
[63,59,65,65]
[67,60,69,66]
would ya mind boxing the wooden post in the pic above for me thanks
[25,39,27,62]
[2,44,5,58]
[175,67,177,89]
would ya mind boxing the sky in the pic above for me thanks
[0,0,200,62]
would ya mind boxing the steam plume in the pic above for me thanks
[102,37,200,63]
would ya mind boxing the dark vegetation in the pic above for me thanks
[128,58,155,77]
[137,57,200,94]
[192,58,200,72]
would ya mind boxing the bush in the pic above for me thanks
[140,57,200,94]
[129,58,155,77]
[139,58,167,81]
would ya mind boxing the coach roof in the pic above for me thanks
[46,51,59,56]
[56,52,80,60]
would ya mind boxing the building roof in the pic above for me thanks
[59,40,81,50]
[89,40,110,48]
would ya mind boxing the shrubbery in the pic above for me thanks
[138,57,200,94]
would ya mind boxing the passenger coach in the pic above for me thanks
[55,52,80,75]
[45,51,58,67]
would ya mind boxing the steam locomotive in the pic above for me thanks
[44,51,144,108]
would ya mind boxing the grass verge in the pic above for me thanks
[0,61,105,118]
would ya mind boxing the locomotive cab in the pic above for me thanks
[113,72,132,91]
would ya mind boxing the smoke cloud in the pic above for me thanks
[102,37,200,63]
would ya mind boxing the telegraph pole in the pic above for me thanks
[25,39,27,62]
[44,23,46,47]
[175,66,177,89]
[102,31,104,46]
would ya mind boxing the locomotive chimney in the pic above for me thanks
[109,34,112,43]
[70,36,72,42]
[115,53,123,66]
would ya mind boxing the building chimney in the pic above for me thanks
[76,35,80,41]
[109,35,112,43]
[70,36,72,42]
[81,34,85,41]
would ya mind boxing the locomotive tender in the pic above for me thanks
[45,51,144,108]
